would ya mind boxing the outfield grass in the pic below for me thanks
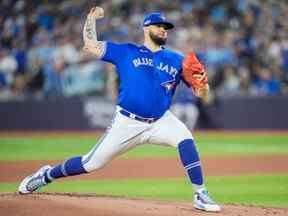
[0,133,288,160]
[2,175,287,208]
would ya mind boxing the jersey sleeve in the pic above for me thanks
[101,41,128,65]
[176,52,194,87]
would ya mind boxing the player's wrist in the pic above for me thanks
[194,84,209,98]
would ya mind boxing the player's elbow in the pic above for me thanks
[82,41,105,58]
[82,45,102,58]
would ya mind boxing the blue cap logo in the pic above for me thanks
[143,12,174,30]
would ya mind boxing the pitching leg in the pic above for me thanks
[45,110,149,183]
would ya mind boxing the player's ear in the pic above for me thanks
[143,26,149,33]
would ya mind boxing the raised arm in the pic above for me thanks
[83,7,106,58]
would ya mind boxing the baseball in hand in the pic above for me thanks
[90,7,104,20]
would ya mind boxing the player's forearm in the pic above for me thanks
[83,8,105,58]
[84,10,98,42]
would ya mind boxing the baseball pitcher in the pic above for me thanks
[18,7,220,212]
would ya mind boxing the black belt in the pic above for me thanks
[119,109,158,124]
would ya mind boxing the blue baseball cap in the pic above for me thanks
[143,12,174,30]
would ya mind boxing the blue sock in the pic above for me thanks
[45,156,87,182]
[178,139,204,186]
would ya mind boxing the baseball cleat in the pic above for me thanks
[18,165,52,194]
[193,188,221,212]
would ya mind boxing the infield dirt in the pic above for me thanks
[1,193,288,216]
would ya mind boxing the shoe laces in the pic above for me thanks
[196,189,216,204]
[27,175,46,192]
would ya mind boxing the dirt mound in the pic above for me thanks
[0,193,287,216]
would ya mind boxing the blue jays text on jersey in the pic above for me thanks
[132,58,178,78]
[101,42,184,119]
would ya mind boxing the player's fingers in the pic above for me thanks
[193,73,207,83]
[87,8,93,17]
[193,74,203,79]
[90,7,95,13]
[93,7,104,18]
[87,7,96,18]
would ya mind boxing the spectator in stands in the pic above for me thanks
[238,66,252,95]
[62,54,106,97]
[25,58,45,97]
[0,48,18,86]
[217,65,240,96]
[251,67,281,96]
[42,58,65,98]
[53,36,79,65]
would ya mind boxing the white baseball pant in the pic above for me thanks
[82,106,193,172]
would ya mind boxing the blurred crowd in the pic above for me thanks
[0,0,288,101]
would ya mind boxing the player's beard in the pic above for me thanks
[149,31,167,46]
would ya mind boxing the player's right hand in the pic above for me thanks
[88,7,104,20]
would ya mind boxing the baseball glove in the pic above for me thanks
[182,52,209,96]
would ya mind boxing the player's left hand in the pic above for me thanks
[182,52,209,98]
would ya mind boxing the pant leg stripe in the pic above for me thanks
[186,164,201,171]
[82,133,108,165]
[82,111,117,165]
[61,160,68,176]
[83,122,149,166]
[184,161,201,169]
[186,162,201,171]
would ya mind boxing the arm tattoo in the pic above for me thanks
[92,41,105,57]
[86,15,97,41]
[83,15,105,57]
[83,16,106,58]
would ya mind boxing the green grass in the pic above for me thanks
[0,132,288,160]
[0,138,93,160]
[2,175,288,208]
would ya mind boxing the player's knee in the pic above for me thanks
[174,137,192,148]
[82,157,109,172]
[173,131,193,148]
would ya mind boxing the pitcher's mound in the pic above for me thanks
[1,193,287,216]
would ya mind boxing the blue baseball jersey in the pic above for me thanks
[101,42,184,118]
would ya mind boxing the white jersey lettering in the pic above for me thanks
[133,58,178,77]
